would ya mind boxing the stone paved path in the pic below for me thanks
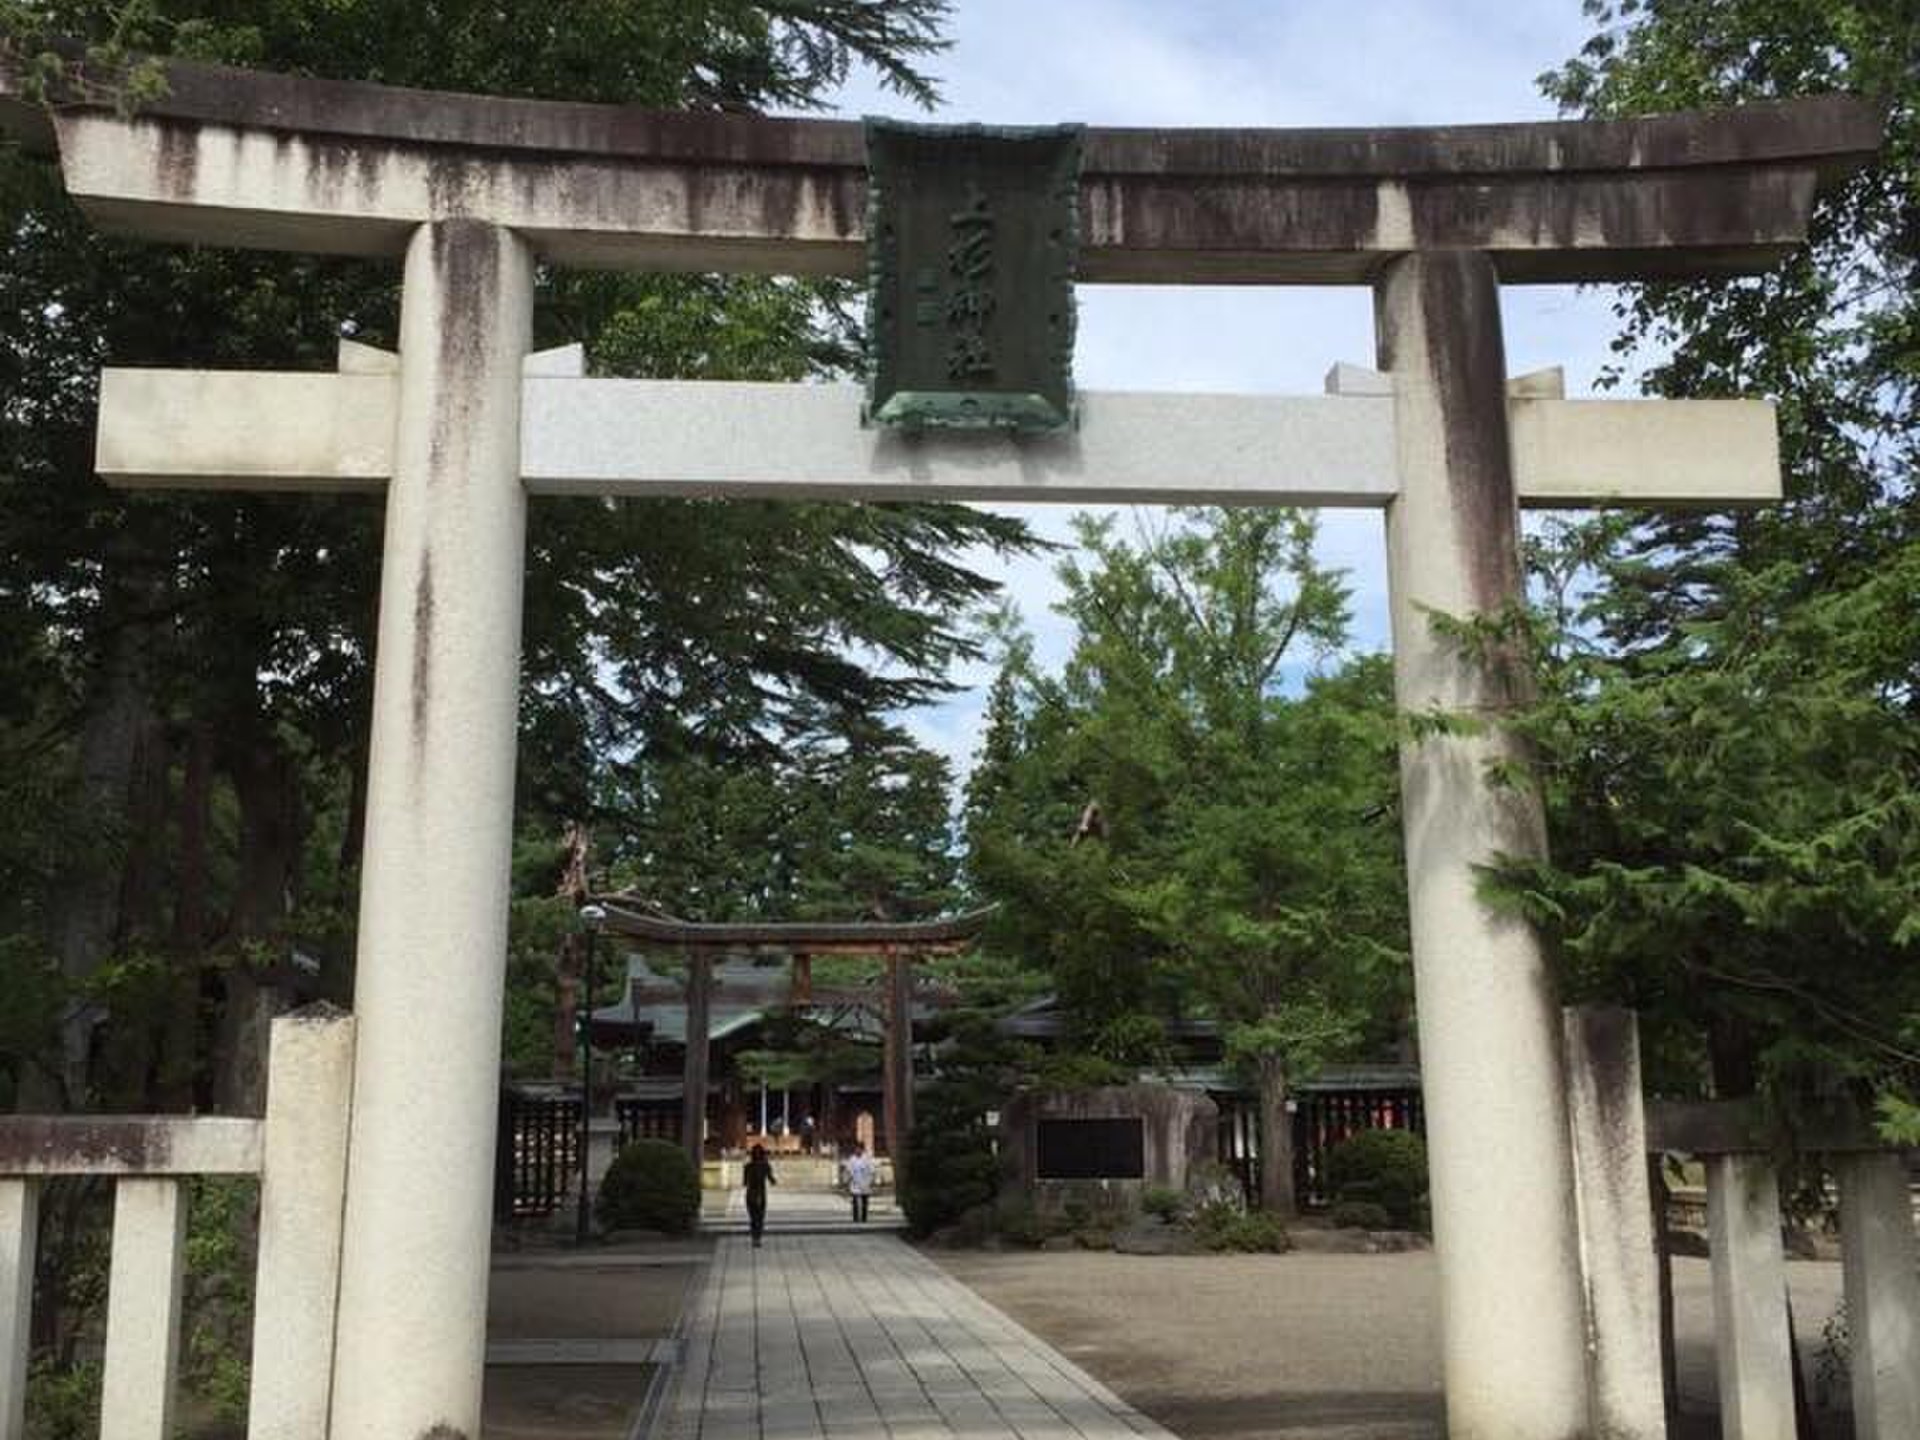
[704,1185,904,1234]
[665,1236,1177,1440]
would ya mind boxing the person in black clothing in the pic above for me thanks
[744,1143,776,1248]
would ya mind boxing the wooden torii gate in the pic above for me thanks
[0,48,1883,1440]
[593,902,990,1174]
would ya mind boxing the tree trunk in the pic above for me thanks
[213,722,302,1115]
[554,821,591,1079]
[34,607,161,1110]
[1256,1055,1297,1216]
[158,722,214,1109]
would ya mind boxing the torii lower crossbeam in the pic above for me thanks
[99,367,1778,509]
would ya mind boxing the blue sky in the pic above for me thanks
[811,0,1639,783]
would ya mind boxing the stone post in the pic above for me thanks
[1376,250,1592,1439]
[101,1179,188,1440]
[328,220,533,1440]
[1563,1006,1667,1439]
[250,1009,355,1440]
[1706,1153,1793,1440]
[0,1180,36,1440]
[1835,1151,1920,1440]
[683,951,712,1173]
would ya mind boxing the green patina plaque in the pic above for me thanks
[864,119,1083,432]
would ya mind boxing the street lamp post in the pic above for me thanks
[575,903,606,1246]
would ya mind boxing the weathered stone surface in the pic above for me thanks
[96,371,1784,508]
[0,1114,262,1176]
[0,49,1878,283]
[249,1011,355,1440]
[1708,1154,1795,1440]
[1563,1005,1665,1440]
[1378,250,1591,1439]
[327,219,534,1440]
[1000,1086,1217,1206]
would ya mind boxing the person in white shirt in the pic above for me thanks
[844,1142,876,1222]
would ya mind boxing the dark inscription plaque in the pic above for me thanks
[864,119,1082,432]
[1035,1117,1145,1180]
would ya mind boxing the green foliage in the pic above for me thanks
[1876,1094,1920,1146]
[181,1177,258,1429]
[1139,1184,1185,1223]
[1494,1,1920,1127]
[0,0,1012,1114]
[24,1358,100,1440]
[1325,1128,1428,1228]
[737,1010,880,1092]
[604,706,966,924]
[1328,1199,1393,1231]
[1193,1205,1288,1253]
[597,1139,702,1236]
[993,1199,1057,1248]
[899,1060,1005,1237]
[967,509,1411,1209]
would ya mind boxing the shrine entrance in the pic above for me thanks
[0,46,1894,1440]
[588,902,988,1213]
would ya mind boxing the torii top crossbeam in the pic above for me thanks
[0,53,1879,283]
[593,899,992,954]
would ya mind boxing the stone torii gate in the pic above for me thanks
[593,902,991,1173]
[1,52,1881,1440]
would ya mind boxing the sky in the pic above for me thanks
[808,0,1638,784]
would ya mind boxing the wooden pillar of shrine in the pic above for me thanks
[681,950,711,1171]
[882,949,915,1180]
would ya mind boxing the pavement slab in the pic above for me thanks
[662,1235,1180,1440]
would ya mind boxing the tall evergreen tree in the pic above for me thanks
[1492,1,1920,1129]
[0,0,1028,1117]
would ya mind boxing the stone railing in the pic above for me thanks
[0,1008,352,1440]
[1646,1095,1920,1440]
[1565,1004,1920,1440]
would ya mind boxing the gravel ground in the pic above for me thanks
[932,1248,1852,1440]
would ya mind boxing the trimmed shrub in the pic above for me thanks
[597,1139,701,1235]
[1325,1127,1428,1228]
[1329,1199,1393,1231]
[1196,1207,1289,1253]
[1140,1185,1185,1223]
[901,1079,1000,1238]
[994,1200,1060,1248]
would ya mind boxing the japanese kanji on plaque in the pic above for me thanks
[864,119,1082,432]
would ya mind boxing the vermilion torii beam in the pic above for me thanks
[1,45,1882,1440]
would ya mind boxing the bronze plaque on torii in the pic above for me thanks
[864,119,1083,432]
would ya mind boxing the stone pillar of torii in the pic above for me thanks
[1,52,1881,1440]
